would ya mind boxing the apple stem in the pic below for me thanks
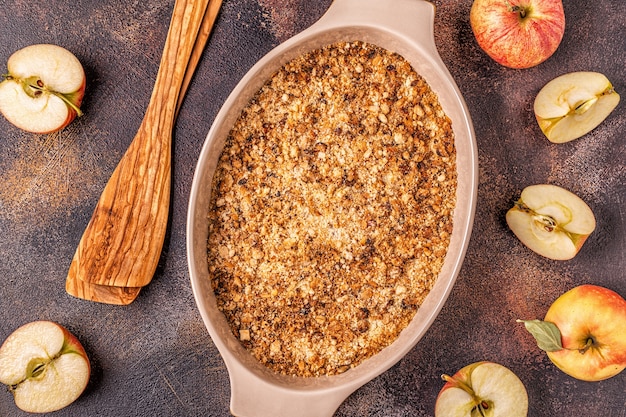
[512,6,526,18]
[578,337,595,354]
[441,374,485,414]
[572,84,615,116]
[441,373,475,396]
[506,2,528,19]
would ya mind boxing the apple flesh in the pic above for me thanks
[0,320,90,413]
[470,0,565,69]
[435,361,528,417]
[506,184,595,260]
[534,71,620,143]
[0,44,85,133]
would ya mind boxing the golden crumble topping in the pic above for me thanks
[207,41,456,377]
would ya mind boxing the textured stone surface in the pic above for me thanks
[0,0,624,416]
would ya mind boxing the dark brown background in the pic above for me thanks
[0,1,624,416]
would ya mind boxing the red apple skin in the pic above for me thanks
[58,79,86,133]
[545,285,626,381]
[58,322,91,371]
[470,0,565,69]
[38,79,86,134]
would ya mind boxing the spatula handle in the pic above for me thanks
[147,0,212,124]
[177,0,223,118]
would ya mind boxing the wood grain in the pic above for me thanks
[66,0,222,305]
[66,0,212,295]
[177,0,223,118]
[66,258,142,305]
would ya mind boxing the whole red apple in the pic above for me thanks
[520,284,626,381]
[470,0,565,69]
[545,285,626,381]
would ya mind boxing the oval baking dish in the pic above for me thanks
[187,0,478,415]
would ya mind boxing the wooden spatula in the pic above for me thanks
[66,0,222,304]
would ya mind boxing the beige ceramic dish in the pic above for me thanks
[187,0,478,415]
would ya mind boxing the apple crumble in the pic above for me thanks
[207,41,456,377]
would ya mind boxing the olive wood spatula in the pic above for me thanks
[66,0,218,303]
[66,0,223,305]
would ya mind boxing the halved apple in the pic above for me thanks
[435,361,528,417]
[0,44,85,133]
[0,320,91,413]
[534,71,620,143]
[506,184,596,260]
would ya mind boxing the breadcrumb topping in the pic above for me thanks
[207,41,456,377]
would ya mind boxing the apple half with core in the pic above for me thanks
[0,44,85,133]
[506,184,595,260]
[435,361,528,417]
[534,71,620,143]
[0,320,91,413]
[470,0,565,69]
[519,284,626,381]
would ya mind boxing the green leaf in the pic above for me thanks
[517,319,563,352]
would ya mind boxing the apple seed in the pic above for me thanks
[534,213,557,232]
